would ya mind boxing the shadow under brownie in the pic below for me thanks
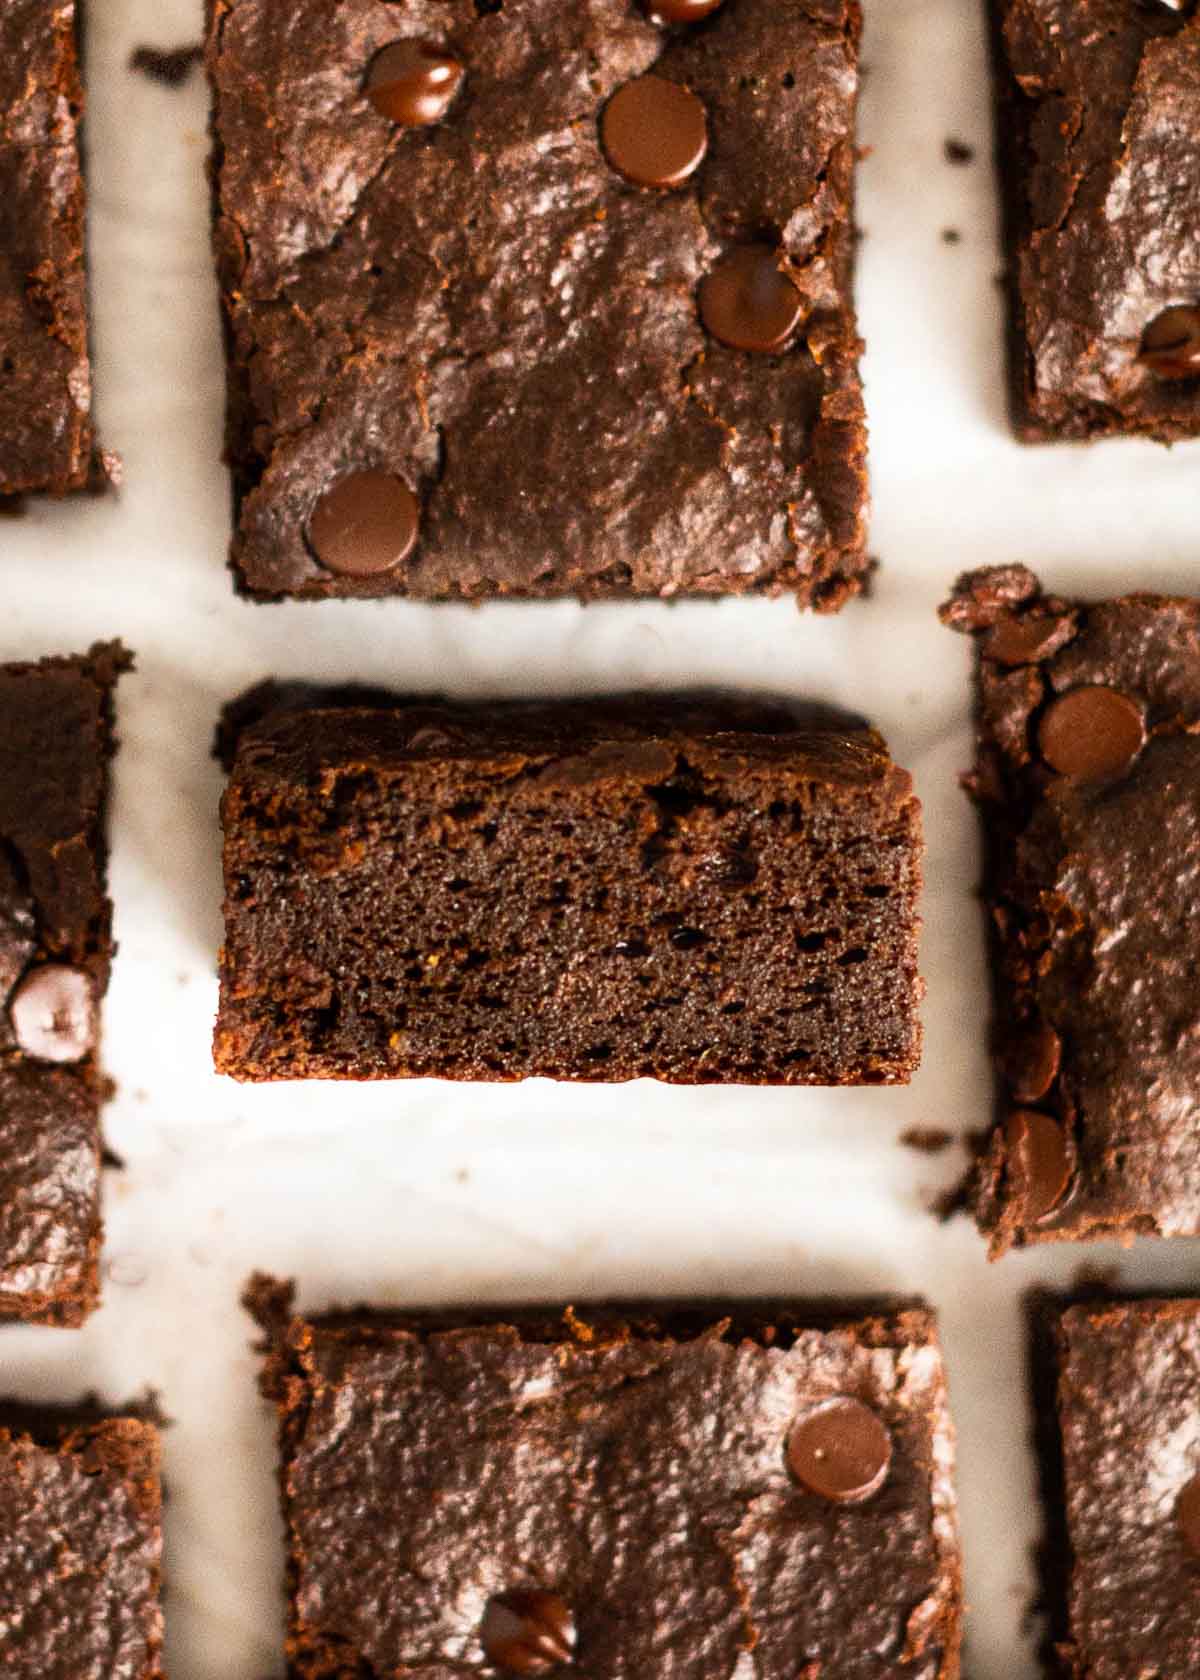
[214,688,923,1084]
[944,566,1200,1251]
[205,0,868,604]
[247,1275,962,1680]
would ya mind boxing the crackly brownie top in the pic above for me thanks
[0,0,93,496]
[0,1417,164,1677]
[262,1291,960,1680]
[945,568,1200,1243]
[997,0,1200,436]
[1054,1300,1200,1678]
[208,0,867,601]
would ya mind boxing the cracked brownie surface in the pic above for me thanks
[0,0,94,496]
[215,690,923,1085]
[205,0,868,604]
[988,0,1200,442]
[249,1279,962,1680]
[944,567,1200,1252]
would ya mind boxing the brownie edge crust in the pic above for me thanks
[206,0,869,604]
[247,1276,963,1680]
[215,690,923,1085]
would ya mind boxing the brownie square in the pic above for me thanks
[0,1404,165,1676]
[943,567,1200,1251]
[1031,1296,1200,1679]
[0,0,96,496]
[988,0,1200,442]
[248,1277,963,1680]
[205,0,868,605]
[214,689,923,1084]
[0,644,128,1323]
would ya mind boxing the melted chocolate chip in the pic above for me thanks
[1140,305,1200,379]
[1038,686,1146,781]
[365,41,464,128]
[481,1589,575,1675]
[982,613,1075,667]
[699,245,803,353]
[1178,1472,1200,1555]
[9,964,96,1063]
[1005,1109,1071,1224]
[601,76,707,190]
[786,1398,892,1503]
[0,849,35,1003]
[646,0,726,21]
[1005,1021,1062,1104]
[308,470,420,576]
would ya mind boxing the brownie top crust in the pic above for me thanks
[0,1414,164,1678]
[207,0,868,603]
[945,568,1200,1248]
[992,0,1200,440]
[253,1281,961,1680]
[1052,1298,1200,1679]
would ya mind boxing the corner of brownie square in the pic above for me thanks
[0,1401,165,1677]
[247,1276,962,1680]
[214,690,922,1084]
[1030,1293,1200,1678]
[943,566,1200,1250]
[206,0,868,603]
[988,0,1200,442]
[0,643,130,1322]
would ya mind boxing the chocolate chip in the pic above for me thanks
[9,965,96,1063]
[481,1590,575,1675]
[0,850,35,1004]
[365,41,464,127]
[699,245,803,353]
[1178,1473,1200,1554]
[1140,305,1200,378]
[1038,686,1146,781]
[646,0,726,21]
[308,470,420,576]
[786,1398,892,1504]
[1005,1021,1062,1104]
[601,76,707,190]
[1005,1109,1071,1224]
[982,613,1075,667]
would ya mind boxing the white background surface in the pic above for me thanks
[5,1,1200,1675]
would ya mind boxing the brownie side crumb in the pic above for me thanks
[943,138,974,164]
[900,1127,954,1155]
[129,44,203,86]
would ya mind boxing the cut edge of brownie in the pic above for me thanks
[0,640,131,1325]
[245,1274,961,1680]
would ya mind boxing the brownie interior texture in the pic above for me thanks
[216,691,922,1084]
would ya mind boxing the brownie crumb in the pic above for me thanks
[941,229,962,245]
[900,1127,953,1155]
[943,138,974,165]
[129,43,203,86]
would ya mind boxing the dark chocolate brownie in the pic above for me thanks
[0,1,97,496]
[944,566,1200,1251]
[214,690,923,1084]
[1030,1295,1200,1679]
[988,0,1200,442]
[0,644,129,1323]
[0,1404,165,1676]
[205,0,869,605]
[247,1276,963,1680]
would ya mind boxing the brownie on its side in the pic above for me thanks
[247,1277,963,1680]
[0,645,128,1323]
[214,691,923,1084]
[0,1405,165,1677]
[944,567,1200,1252]
[1031,1295,1200,1679]
[206,0,869,605]
[0,1,97,496]
[988,0,1200,443]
